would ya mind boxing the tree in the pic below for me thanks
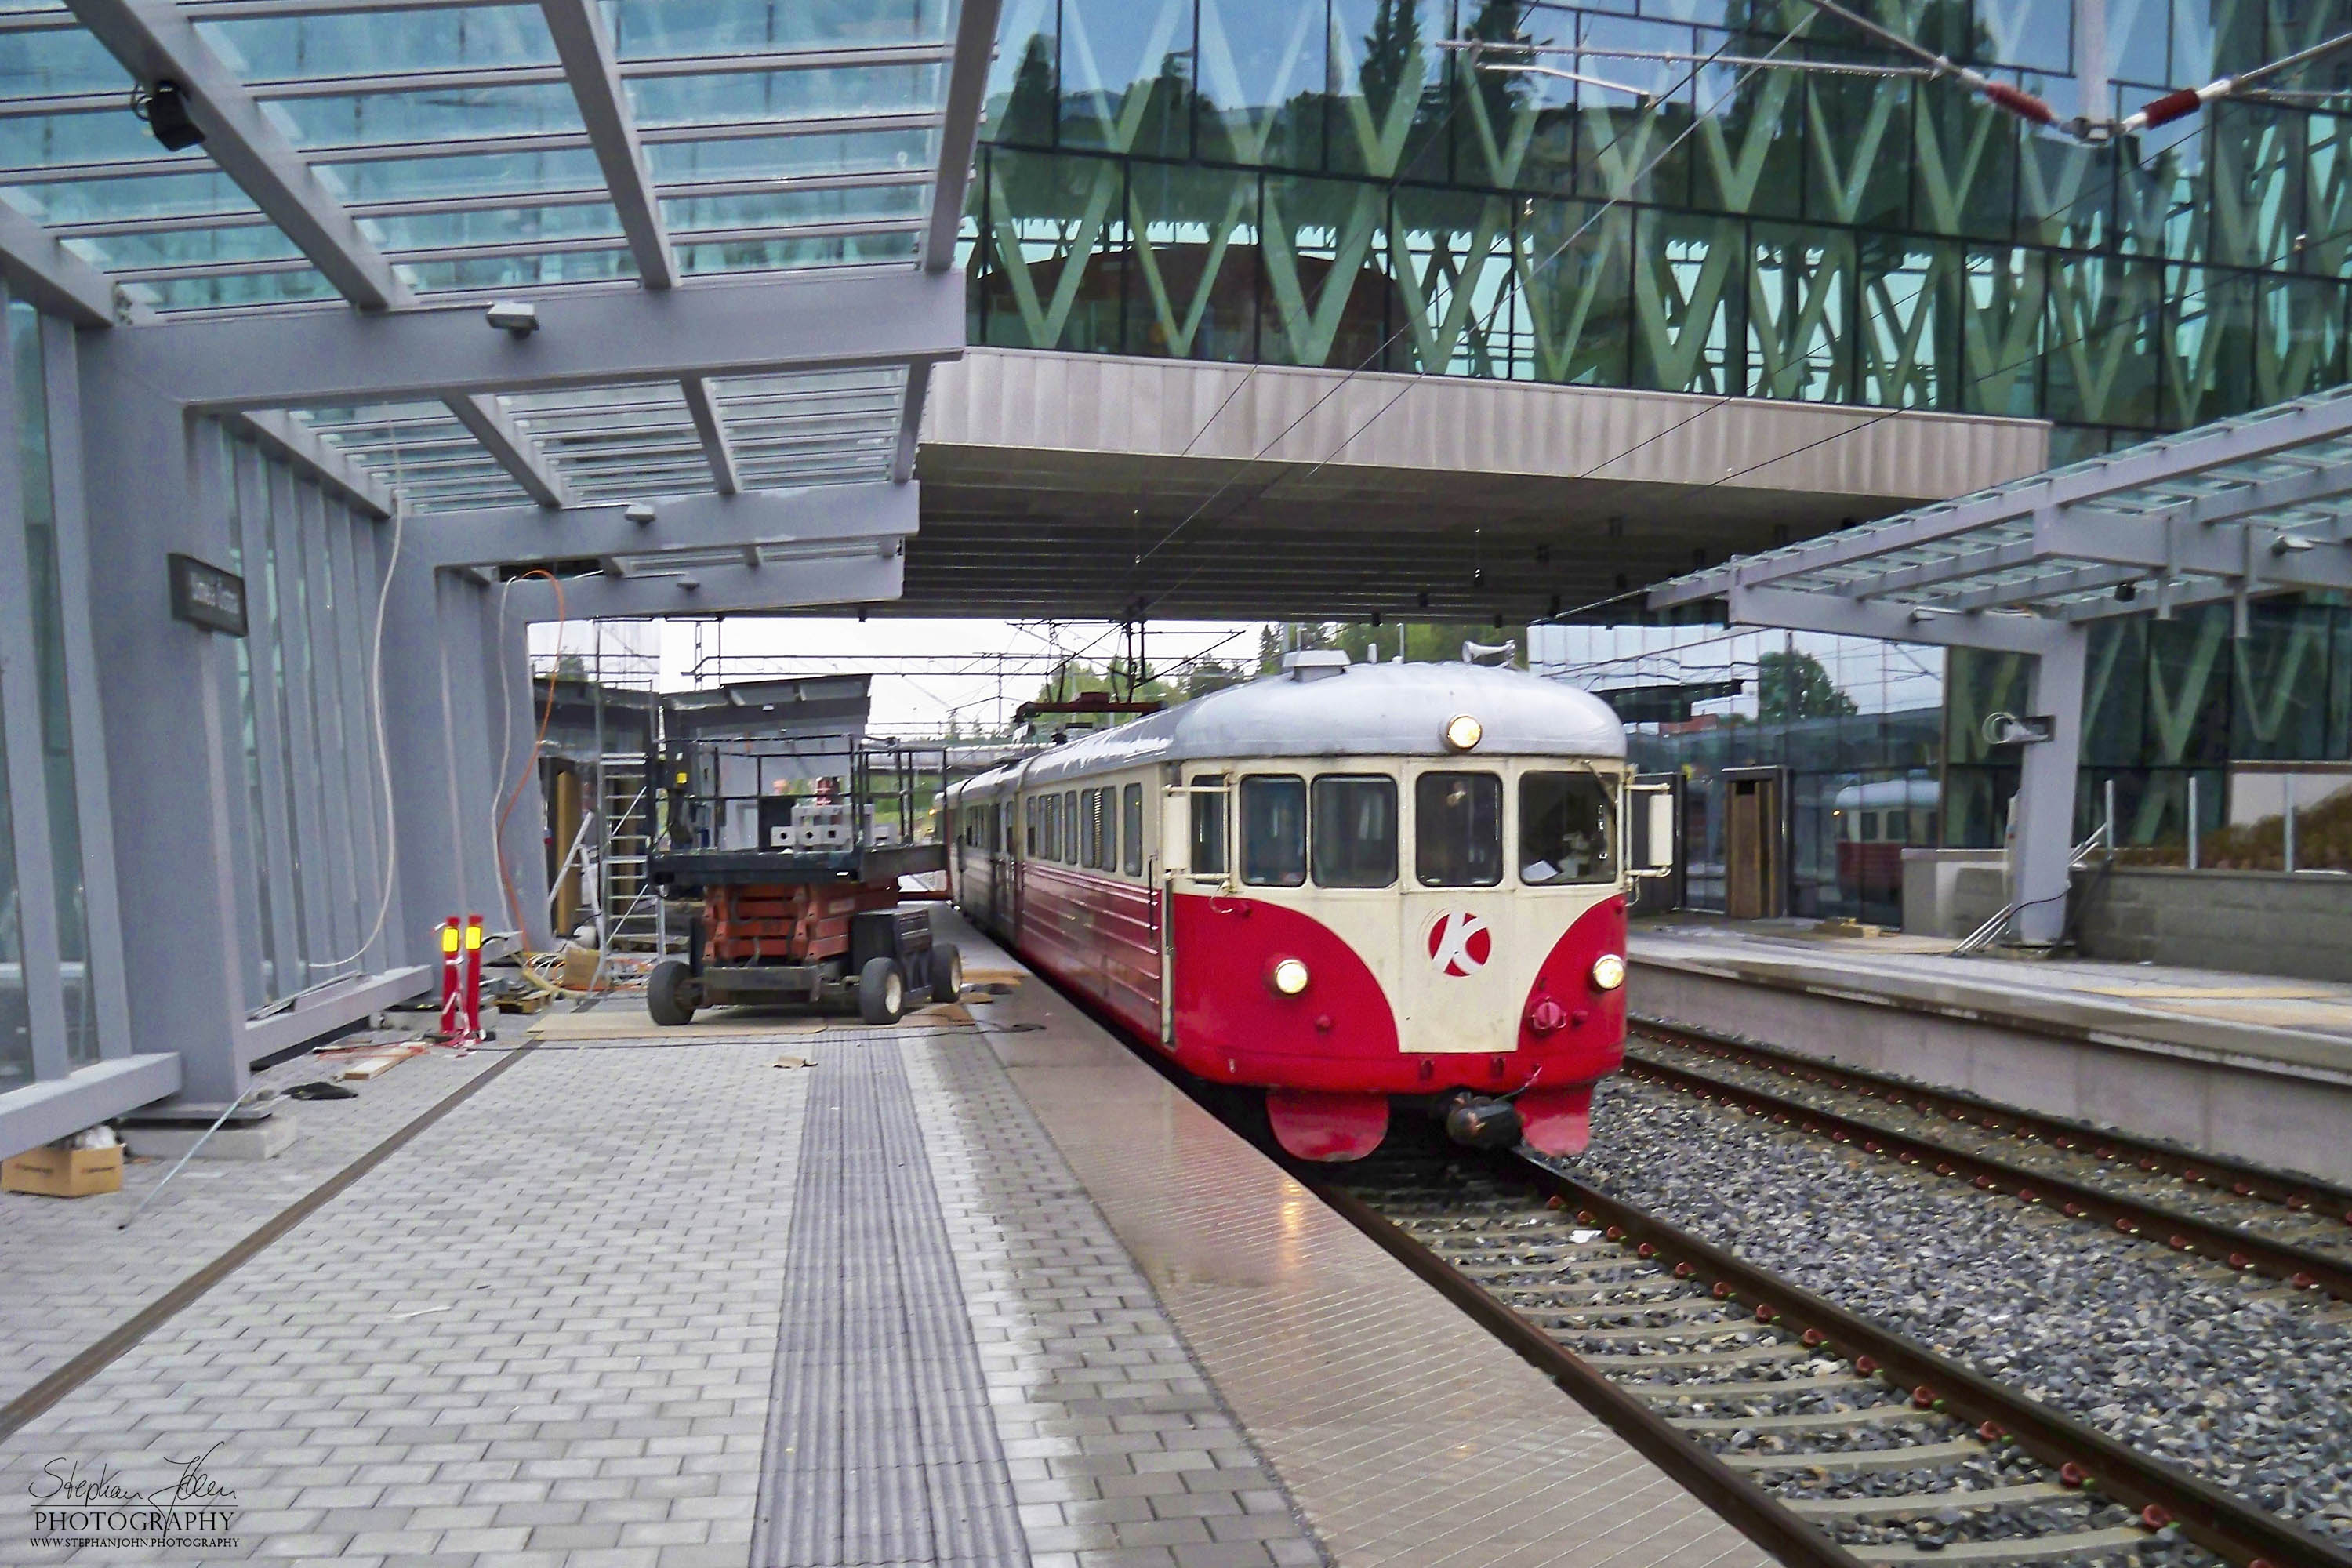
[1359,0,1424,125]
[1756,648,1857,721]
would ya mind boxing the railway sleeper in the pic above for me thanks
[1632,1373,1882,1401]
[1530,1296,1755,1325]
[1780,1483,2075,1520]
[1671,1405,1943,1434]
[1583,1341,1814,1368]
[1846,1524,2154,1565]
[1724,1438,1987,1472]
[1558,1317,1771,1343]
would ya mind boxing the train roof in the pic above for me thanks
[952,656,1626,797]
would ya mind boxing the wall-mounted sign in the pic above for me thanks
[168,552,248,637]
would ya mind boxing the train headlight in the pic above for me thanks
[1589,953,1627,992]
[1270,957,1311,996]
[1443,713,1483,752]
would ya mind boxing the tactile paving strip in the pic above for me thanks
[750,1033,1031,1568]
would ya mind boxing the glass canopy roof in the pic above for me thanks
[0,0,971,517]
[1650,385,2352,629]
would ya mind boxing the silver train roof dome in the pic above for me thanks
[971,652,1627,794]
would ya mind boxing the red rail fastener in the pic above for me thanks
[1978,1421,2004,1442]
[1755,1305,1777,1323]
[1911,1385,1936,1409]
[1636,1242,1656,1258]
[1855,1356,1878,1374]
[2293,1272,2316,1290]
[2229,1254,2251,1270]
[1713,1282,1734,1299]
[1546,1195,1566,1210]
[2140,1505,2172,1530]
[2168,1236,2190,1250]
[1802,1329,1824,1348]
[2060,1464,2089,1488]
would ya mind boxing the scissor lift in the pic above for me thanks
[643,735,960,1026]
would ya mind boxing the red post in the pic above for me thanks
[437,917,462,1039]
[461,915,485,1044]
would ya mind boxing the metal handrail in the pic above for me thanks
[1950,818,2112,956]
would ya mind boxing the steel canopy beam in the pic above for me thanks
[680,376,741,494]
[409,480,916,568]
[234,408,394,517]
[1727,584,2063,655]
[925,0,1002,273]
[66,0,413,311]
[107,270,968,409]
[539,0,674,289]
[505,546,902,622]
[0,203,116,326]
[444,394,572,509]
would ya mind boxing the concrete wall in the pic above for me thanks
[2072,866,2352,982]
[1900,850,2005,938]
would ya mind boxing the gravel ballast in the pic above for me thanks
[1559,1078,2352,1546]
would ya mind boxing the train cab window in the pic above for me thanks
[1416,772,1502,887]
[1063,790,1080,863]
[1312,775,1397,887]
[1240,775,1308,887]
[1519,771,1617,885]
[1190,775,1229,877]
[1123,783,1145,876]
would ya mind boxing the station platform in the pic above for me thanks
[1631,918,2352,1185]
[0,911,1768,1568]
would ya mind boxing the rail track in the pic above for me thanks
[1318,1147,2352,1568]
[1619,1017,2352,1303]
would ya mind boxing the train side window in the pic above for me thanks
[1064,790,1080,863]
[1190,775,1229,877]
[1519,771,1616,885]
[1240,775,1308,887]
[1312,775,1396,887]
[1123,783,1144,876]
[1861,811,1880,841]
[1045,794,1061,861]
[1101,788,1117,871]
[1884,809,1907,841]
[1416,771,1502,887]
[1025,797,1039,858]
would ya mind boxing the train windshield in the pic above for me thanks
[1240,775,1308,886]
[1416,772,1502,887]
[1520,771,1617,886]
[1190,774,1229,876]
[1311,775,1397,887]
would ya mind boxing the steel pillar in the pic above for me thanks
[2012,629,2088,946]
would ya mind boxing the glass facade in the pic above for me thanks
[967,0,2352,452]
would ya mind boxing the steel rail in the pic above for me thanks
[1631,1014,2352,1221]
[1312,1179,1873,1568]
[1622,1027,2352,1302]
[1485,1153,2352,1568]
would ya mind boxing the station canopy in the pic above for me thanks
[1650,385,2352,638]
[0,0,985,520]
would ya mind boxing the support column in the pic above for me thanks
[75,343,252,1106]
[486,590,554,951]
[379,535,463,969]
[2012,627,2088,946]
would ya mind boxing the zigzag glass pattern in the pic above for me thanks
[964,0,2352,449]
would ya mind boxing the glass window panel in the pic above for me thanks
[1189,773,1226,874]
[676,230,916,273]
[1122,782,1143,875]
[1324,0,1446,180]
[1057,0,1192,158]
[130,267,349,316]
[987,8,1057,147]
[660,182,925,233]
[0,689,24,1091]
[1196,0,1324,169]
[629,64,946,128]
[1119,159,1255,361]
[316,150,608,204]
[64,223,306,270]
[1239,774,1305,887]
[4,170,256,225]
[359,201,622,251]
[646,129,938,183]
[1415,771,1501,887]
[396,248,636,292]
[606,0,950,57]
[0,112,172,171]
[1519,771,1616,885]
[1311,774,1396,887]
[262,85,586,150]
[0,24,129,97]
[200,7,556,79]
[1062,789,1077,862]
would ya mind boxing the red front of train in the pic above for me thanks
[949,656,1654,1160]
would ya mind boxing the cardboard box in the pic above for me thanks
[2,1142,125,1198]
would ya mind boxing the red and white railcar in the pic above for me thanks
[948,651,1648,1161]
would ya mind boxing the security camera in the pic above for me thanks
[1980,711,2055,746]
[132,81,204,152]
[485,300,539,337]
[624,502,656,525]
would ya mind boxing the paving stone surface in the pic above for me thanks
[0,1028,815,1566]
[0,1040,503,1406]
